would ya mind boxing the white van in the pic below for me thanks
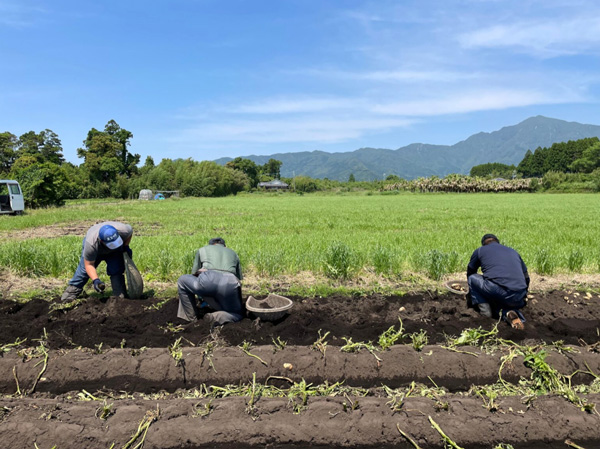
[0,180,25,215]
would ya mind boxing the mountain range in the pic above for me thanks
[215,116,600,180]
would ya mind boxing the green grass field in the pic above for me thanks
[1,192,598,284]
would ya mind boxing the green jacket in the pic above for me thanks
[192,244,243,280]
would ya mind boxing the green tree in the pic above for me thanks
[470,162,516,178]
[58,162,87,199]
[135,158,249,197]
[517,137,599,177]
[0,132,18,173]
[294,175,318,193]
[10,156,68,207]
[226,157,259,187]
[348,173,356,182]
[517,149,534,177]
[143,155,155,168]
[104,119,139,176]
[569,142,600,173]
[260,158,282,179]
[77,120,139,187]
[17,129,65,165]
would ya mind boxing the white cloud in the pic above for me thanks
[459,16,600,56]
[172,117,416,145]
[371,88,581,116]
[227,97,362,114]
[297,68,479,83]
[167,1,599,154]
[172,83,586,149]
[0,1,46,27]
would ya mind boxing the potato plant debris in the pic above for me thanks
[0,290,599,447]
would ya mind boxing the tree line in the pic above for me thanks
[0,120,289,207]
[3,122,599,208]
[470,137,600,178]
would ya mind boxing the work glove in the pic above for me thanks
[93,278,106,293]
[122,245,133,258]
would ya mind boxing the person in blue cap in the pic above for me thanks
[467,234,529,329]
[61,221,133,301]
[176,237,243,326]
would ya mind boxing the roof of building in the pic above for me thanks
[258,179,289,187]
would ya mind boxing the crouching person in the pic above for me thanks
[467,234,529,330]
[177,237,243,326]
[61,222,133,301]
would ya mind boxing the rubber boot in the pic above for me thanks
[61,285,83,302]
[477,302,492,318]
[110,274,127,299]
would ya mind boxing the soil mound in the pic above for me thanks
[0,290,598,348]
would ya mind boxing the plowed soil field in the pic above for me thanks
[0,290,599,448]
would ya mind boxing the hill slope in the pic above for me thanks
[215,116,600,180]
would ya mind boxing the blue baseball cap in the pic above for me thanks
[99,225,123,250]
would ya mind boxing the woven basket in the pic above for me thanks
[444,280,469,295]
[246,294,293,321]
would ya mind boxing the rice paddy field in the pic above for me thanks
[1,192,600,449]
[0,192,599,285]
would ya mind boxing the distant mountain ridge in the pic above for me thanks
[215,116,600,180]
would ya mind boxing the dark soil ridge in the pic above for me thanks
[1,395,599,449]
[0,290,599,349]
[1,346,599,394]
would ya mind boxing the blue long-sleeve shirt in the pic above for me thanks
[467,242,529,291]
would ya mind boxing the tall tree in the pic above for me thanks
[226,157,259,187]
[104,120,139,176]
[38,129,65,165]
[260,158,282,179]
[77,120,139,183]
[17,129,65,165]
[0,132,18,173]
[143,155,155,169]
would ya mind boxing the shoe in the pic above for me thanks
[61,285,83,302]
[477,302,493,318]
[507,310,525,330]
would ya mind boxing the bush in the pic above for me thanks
[371,245,395,275]
[567,250,584,272]
[10,157,68,208]
[535,249,556,275]
[529,178,541,191]
[419,250,459,281]
[542,171,566,190]
[323,241,356,280]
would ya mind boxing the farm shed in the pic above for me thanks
[258,179,289,190]
[138,189,153,200]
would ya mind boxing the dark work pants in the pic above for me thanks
[177,271,242,325]
[468,274,527,321]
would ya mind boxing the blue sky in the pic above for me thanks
[1,0,599,164]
